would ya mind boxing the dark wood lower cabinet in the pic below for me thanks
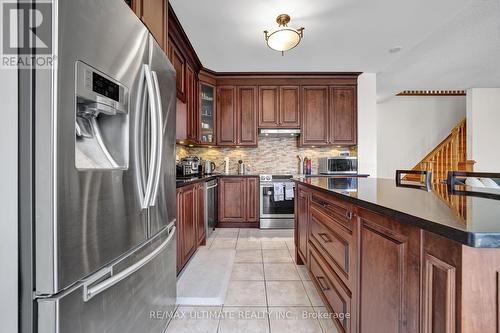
[295,184,500,333]
[358,208,420,333]
[176,182,206,273]
[295,185,309,264]
[218,176,259,227]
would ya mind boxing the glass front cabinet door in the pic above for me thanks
[199,83,216,145]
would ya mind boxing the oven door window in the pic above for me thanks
[261,185,295,217]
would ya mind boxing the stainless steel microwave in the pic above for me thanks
[318,156,358,174]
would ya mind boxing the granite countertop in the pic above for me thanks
[294,176,500,248]
[176,173,260,188]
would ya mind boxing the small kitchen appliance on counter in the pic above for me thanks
[319,156,358,175]
[177,156,201,177]
[203,160,216,175]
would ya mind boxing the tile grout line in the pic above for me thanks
[261,238,273,333]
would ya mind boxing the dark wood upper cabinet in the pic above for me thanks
[258,85,300,128]
[280,86,300,128]
[300,86,329,146]
[133,0,167,52]
[330,87,357,145]
[237,86,258,146]
[168,40,186,102]
[186,64,197,141]
[216,86,237,146]
[258,86,279,128]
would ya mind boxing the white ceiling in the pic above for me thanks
[170,0,500,98]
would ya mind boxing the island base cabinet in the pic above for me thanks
[309,243,353,333]
[358,208,421,333]
[295,182,500,333]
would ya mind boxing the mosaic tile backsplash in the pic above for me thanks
[176,137,356,175]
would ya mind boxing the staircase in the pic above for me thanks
[406,119,474,184]
[405,118,475,223]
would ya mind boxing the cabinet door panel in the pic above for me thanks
[245,177,259,222]
[258,86,279,128]
[296,186,309,264]
[217,86,237,146]
[181,186,197,262]
[330,87,356,145]
[238,87,258,146]
[196,184,206,246]
[169,41,186,101]
[218,178,245,222]
[186,64,197,141]
[140,0,166,51]
[358,209,420,333]
[280,86,300,128]
[176,190,183,273]
[301,86,329,146]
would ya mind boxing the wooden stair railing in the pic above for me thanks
[405,119,475,184]
[404,118,475,224]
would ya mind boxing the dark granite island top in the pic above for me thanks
[294,176,500,248]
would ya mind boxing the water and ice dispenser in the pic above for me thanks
[75,61,129,170]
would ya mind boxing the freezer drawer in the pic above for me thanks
[37,226,176,333]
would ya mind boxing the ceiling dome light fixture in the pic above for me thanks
[264,14,304,55]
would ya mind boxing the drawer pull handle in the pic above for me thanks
[345,211,353,220]
[318,200,328,207]
[318,233,331,243]
[317,276,330,291]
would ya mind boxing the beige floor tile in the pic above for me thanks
[268,306,323,333]
[210,239,237,249]
[236,239,262,249]
[165,306,221,333]
[296,265,312,281]
[264,263,300,281]
[225,281,267,306]
[261,240,288,249]
[231,263,264,281]
[266,281,311,306]
[218,307,270,333]
[303,281,325,306]
[235,249,263,263]
[262,249,293,263]
[285,240,295,251]
[314,307,340,333]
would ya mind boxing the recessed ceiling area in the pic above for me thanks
[170,0,500,98]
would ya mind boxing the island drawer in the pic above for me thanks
[310,190,354,231]
[309,243,352,333]
[309,204,354,288]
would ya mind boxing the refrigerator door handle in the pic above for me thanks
[141,64,158,209]
[149,71,163,206]
[83,224,176,302]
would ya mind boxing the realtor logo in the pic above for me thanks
[1,1,53,68]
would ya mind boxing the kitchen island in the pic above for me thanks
[294,176,500,333]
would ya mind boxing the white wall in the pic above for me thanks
[467,88,500,171]
[377,95,466,179]
[357,73,378,177]
[0,68,18,331]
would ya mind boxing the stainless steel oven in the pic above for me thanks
[259,175,295,229]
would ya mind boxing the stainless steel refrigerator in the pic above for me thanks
[19,0,177,332]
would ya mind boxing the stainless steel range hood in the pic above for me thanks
[258,128,301,137]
